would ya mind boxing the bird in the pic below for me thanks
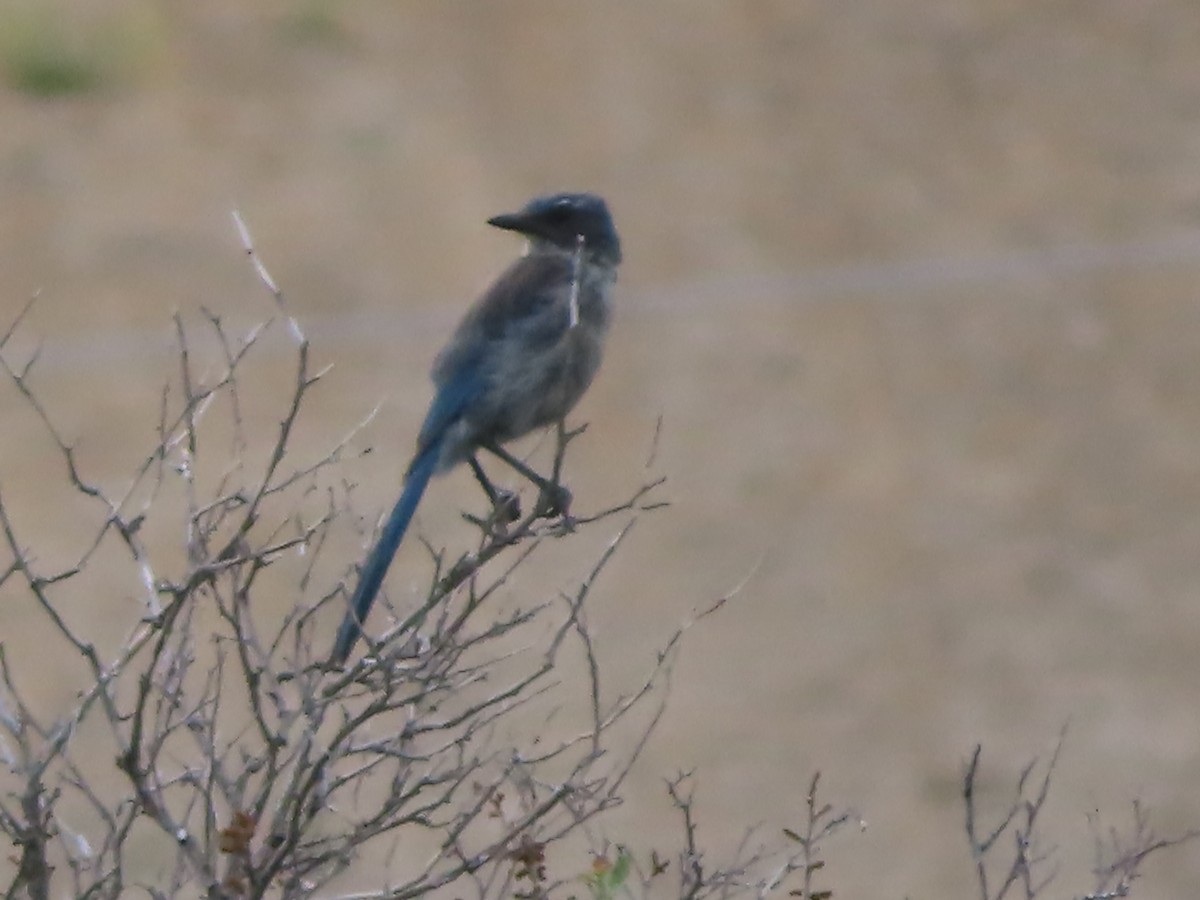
[329,191,622,665]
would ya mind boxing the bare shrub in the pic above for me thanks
[0,219,1191,899]
[963,730,1198,900]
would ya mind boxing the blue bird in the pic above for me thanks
[330,192,622,665]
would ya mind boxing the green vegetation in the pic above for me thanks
[0,2,165,97]
[0,9,102,96]
[278,0,347,47]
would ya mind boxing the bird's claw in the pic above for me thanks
[494,488,522,525]
[535,483,572,520]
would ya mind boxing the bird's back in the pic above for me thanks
[428,249,615,469]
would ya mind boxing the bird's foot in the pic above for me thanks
[493,488,522,526]
[463,488,523,536]
[535,482,572,520]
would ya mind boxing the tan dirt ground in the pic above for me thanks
[2,2,1200,896]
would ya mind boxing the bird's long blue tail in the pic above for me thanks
[330,446,439,664]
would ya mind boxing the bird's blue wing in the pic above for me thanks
[412,360,485,467]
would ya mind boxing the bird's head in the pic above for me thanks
[488,192,621,265]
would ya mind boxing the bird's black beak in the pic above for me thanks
[487,211,533,235]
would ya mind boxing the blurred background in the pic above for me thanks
[2,1,1200,895]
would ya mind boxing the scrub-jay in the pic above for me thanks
[330,192,622,665]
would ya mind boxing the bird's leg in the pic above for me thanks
[468,456,521,526]
[549,419,587,487]
[482,440,572,519]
